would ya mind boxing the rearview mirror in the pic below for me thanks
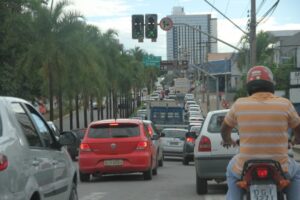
[59,131,77,146]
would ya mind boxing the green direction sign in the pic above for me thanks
[143,56,161,68]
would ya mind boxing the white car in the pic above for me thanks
[184,93,195,101]
[184,100,197,111]
[194,109,239,194]
[161,128,188,158]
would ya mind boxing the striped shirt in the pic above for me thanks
[224,92,300,175]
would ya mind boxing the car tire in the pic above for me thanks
[79,172,90,182]
[196,175,207,195]
[158,157,163,167]
[143,168,153,180]
[182,156,189,165]
[152,158,158,175]
[69,182,78,200]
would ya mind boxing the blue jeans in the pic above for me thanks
[226,157,300,200]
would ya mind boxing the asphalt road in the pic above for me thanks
[77,157,228,200]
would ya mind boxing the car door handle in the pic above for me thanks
[32,159,41,167]
[52,160,58,166]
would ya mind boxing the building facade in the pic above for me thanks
[267,30,300,68]
[166,7,218,65]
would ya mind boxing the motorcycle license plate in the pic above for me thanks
[250,184,277,200]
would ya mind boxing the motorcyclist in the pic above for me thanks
[220,65,300,200]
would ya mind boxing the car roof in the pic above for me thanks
[162,128,188,132]
[0,96,30,104]
[89,118,143,126]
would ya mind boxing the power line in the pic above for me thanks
[257,0,280,25]
[257,0,267,14]
[204,0,248,35]
[225,0,230,15]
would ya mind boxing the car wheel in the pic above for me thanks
[196,175,207,194]
[79,172,90,182]
[69,182,78,200]
[152,158,158,175]
[182,156,189,165]
[158,157,163,167]
[143,168,153,180]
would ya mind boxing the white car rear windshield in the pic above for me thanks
[208,113,237,133]
[88,124,140,138]
[162,129,187,138]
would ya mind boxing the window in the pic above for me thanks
[208,113,237,133]
[88,123,140,138]
[12,103,43,147]
[25,104,54,148]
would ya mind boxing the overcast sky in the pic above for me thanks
[66,0,300,59]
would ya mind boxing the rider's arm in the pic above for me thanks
[293,123,300,144]
[221,121,233,144]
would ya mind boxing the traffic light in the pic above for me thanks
[145,14,157,41]
[132,15,144,42]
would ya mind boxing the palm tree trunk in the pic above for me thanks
[106,95,109,119]
[69,97,73,130]
[58,87,63,132]
[84,95,88,127]
[90,97,94,122]
[75,94,79,128]
[48,64,54,121]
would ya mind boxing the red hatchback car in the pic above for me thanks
[79,119,158,181]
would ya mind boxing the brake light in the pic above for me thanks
[186,137,195,143]
[80,143,92,152]
[198,136,211,152]
[147,126,153,136]
[136,141,148,150]
[256,167,268,178]
[109,123,119,126]
[0,154,8,171]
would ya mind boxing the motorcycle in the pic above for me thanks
[236,159,290,200]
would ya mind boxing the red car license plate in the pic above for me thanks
[104,159,123,166]
[250,184,277,200]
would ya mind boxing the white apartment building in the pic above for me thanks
[167,7,218,65]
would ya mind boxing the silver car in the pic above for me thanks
[161,128,188,158]
[0,97,78,200]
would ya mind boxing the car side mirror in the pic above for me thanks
[59,131,77,146]
[186,131,197,138]
[152,134,160,140]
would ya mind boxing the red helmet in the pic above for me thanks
[246,66,275,95]
[247,66,274,84]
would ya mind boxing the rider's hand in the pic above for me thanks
[221,139,237,149]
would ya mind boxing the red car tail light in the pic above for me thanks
[0,154,8,171]
[80,143,92,152]
[186,137,195,143]
[198,135,211,152]
[256,167,268,179]
[109,123,119,126]
[136,141,148,150]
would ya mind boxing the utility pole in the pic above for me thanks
[250,0,257,68]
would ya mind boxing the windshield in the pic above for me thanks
[162,129,187,138]
[208,113,237,133]
[88,124,140,138]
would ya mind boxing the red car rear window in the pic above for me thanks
[88,123,140,138]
